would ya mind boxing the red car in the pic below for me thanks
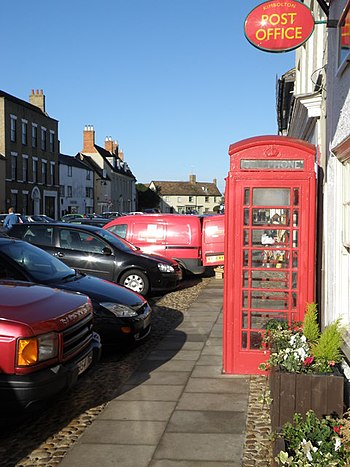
[0,281,101,414]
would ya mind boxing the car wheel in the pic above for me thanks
[119,269,150,295]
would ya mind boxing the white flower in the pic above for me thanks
[334,436,341,451]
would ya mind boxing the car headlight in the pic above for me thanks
[17,332,58,366]
[157,263,175,273]
[101,302,138,317]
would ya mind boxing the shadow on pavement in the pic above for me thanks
[0,303,184,467]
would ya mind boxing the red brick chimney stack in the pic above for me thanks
[105,136,113,153]
[83,125,95,153]
[118,148,124,161]
[29,89,46,113]
[105,137,119,155]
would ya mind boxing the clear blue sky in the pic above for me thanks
[2,0,294,193]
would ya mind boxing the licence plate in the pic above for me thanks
[206,254,224,264]
[77,351,93,376]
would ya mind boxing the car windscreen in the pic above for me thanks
[94,228,137,253]
[1,241,75,283]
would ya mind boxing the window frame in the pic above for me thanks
[10,115,17,142]
[338,0,350,68]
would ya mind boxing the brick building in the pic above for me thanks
[0,89,59,217]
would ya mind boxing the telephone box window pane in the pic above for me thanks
[251,270,289,289]
[251,291,289,309]
[250,332,263,349]
[244,230,249,246]
[293,210,299,227]
[255,249,289,268]
[242,291,248,307]
[253,228,289,247]
[243,271,249,287]
[292,230,298,247]
[252,208,290,226]
[252,188,290,206]
[244,250,249,267]
[244,209,250,225]
[242,332,248,349]
[292,293,297,308]
[253,208,270,225]
[293,189,299,206]
[244,188,250,205]
[292,251,298,267]
[292,273,297,289]
[252,250,264,267]
[251,312,288,329]
[242,312,248,328]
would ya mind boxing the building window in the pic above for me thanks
[205,196,209,202]
[86,170,91,180]
[11,154,17,180]
[67,166,72,177]
[32,124,37,148]
[22,192,29,215]
[33,158,38,183]
[343,162,350,247]
[50,162,55,185]
[41,127,47,150]
[11,192,18,212]
[60,185,65,197]
[189,196,193,202]
[339,2,350,66]
[22,120,28,145]
[177,197,182,203]
[49,131,55,152]
[67,186,73,198]
[42,160,47,184]
[10,116,17,142]
[86,187,93,198]
[22,156,29,182]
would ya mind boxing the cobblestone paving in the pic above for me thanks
[242,376,273,467]
[0,277,273,467]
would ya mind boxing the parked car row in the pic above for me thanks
[0,237,158,416]
[9,222,182,295]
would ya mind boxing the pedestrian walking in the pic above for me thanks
[3,207,20,232]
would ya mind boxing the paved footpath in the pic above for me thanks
[59,279,250,467]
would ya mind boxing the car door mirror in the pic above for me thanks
[102,247,112,256]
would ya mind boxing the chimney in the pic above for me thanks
[189,174,196,184]
[105,136,113,153]
[29,89,46,113]
[213,178,217,186]
[83,125,95,153]
[118,148,124,161]
[105,137,118,155]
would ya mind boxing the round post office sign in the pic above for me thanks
[244,1,315,52]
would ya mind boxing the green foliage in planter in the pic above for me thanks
[260,303,345,374]
[312,318,344,365]
[303,302,320,344]
[275,410,349,466]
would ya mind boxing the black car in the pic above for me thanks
[10,222,182,296]
[67,218,110,227]
[0,237,152,345]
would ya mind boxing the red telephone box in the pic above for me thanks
[223,136,316,374]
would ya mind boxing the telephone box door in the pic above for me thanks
[223,136,316,374]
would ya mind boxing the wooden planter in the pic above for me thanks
[269,368,344,432]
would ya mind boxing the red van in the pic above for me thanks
[201,215,225,267]
[104,214,224,274]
